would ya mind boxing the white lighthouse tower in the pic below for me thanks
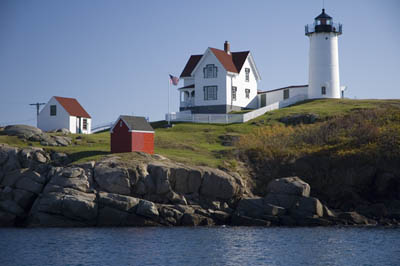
[306,9,342,99]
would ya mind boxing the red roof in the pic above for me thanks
[180,48,250,78]
[54,96,91,118]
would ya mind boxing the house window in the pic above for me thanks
[120,121,123,127]
[204,86,218,100]
[83,119,87,130]
[245,68,250,82]
[245,89,250,99]
[50,105,56,116]
[321,86,326,95]
[203,64,217,78]
[232,86,237,101]
[283,89,290,100]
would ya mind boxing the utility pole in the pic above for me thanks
[29,102,46,116]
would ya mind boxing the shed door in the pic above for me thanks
[261,94,266,107]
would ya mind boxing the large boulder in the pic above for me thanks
[94,162,131,195]
[3,125,43,139]
[266,177,310,197]
[136,200,159,219]
[32,188,97,225]
[172,168,202,195]
[200,168,240,200]
[236,197,286,219]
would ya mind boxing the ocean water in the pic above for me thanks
[0,227,399,266]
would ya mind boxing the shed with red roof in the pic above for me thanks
[37,96,91,134]
[110,115,154,154]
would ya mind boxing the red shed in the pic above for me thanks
[110,115,154,154]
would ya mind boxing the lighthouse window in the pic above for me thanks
[283,89,289,100]
[321,86,326,95]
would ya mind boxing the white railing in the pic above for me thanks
[168,94,308,124]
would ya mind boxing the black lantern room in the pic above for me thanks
[305,9,342,36]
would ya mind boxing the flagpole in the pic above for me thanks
[168,77,170,126]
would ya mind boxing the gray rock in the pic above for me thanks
[53,136,72,146]
[323,205,336,218]
[236,197,286,219]
[56,128,70,134]
[51,152,69,163]
[200,169,239,200]
[290,196,323,218]
[15,175,45,194]
[136,200,159,219]
[29,212,87,227]
[181,213,213,226]
[173,168,202,194]
[98,206,128,226]
[60,192,97,221]
[98,192,140,212]
[266,177,310,197]
[60,167,84,178]
[338,211,370,225]
[264,193,299,209]
[1,146,20,173]
[0,200,25,217]
[133,180,147,195]
[48,176,90,193]
[12,189,36,209]
[211,210,231,223]
[94,163,131,195]
[0,210,16,226]
[148,164,171,195]
[4,125,43,139]
[2,169,44,188]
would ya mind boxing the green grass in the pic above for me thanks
[1,99,399,167]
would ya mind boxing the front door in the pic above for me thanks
[77,117,81,133]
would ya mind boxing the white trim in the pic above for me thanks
[190,48,211,77]
[129,130,155,133]
[110,116,129,133]
[247,52,261,81]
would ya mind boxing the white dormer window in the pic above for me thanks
[203,64,217,78]
[245,68,250,82]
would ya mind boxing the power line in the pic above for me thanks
[29,102,46,116]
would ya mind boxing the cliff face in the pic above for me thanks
[1,143,398,227]
[0,144,250,227]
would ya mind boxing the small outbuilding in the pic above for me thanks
[37,96,91,134]
[110,115,154,154]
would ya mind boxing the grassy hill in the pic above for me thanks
[1,99,399,168]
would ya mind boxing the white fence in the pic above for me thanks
[167,94,308,124]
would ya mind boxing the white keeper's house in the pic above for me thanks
[171,9,344,123]
[179,41,261,114]
[37,96,92,134]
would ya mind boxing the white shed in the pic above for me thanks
[37,96,92,134]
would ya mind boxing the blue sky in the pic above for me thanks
[0,0,399,126]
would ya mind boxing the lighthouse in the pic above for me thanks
[305,9,342,99]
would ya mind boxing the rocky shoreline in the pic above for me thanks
[0,143,398,227]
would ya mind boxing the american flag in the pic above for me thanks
[169,74,179,86]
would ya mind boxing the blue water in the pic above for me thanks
[0,227,399,266]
